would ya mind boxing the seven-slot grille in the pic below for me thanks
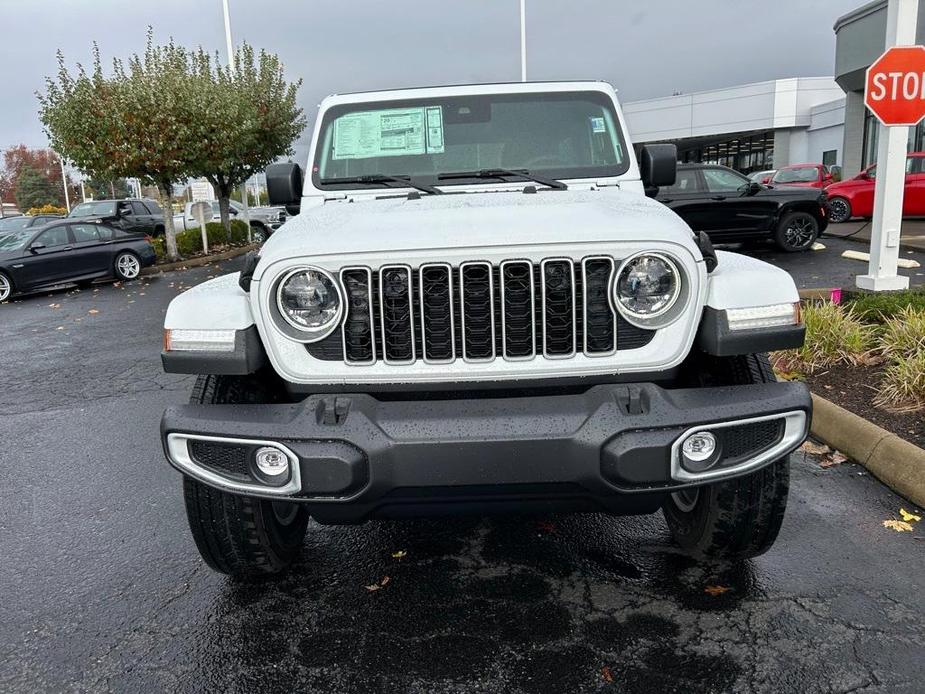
[329,258,654,365]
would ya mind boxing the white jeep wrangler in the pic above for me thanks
[161,81,810,579]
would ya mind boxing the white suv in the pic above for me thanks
[159,81,810,579]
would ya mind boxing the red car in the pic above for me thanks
[769,163,834,189]
[826,152,925,223]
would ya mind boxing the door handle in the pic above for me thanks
[64,246,73,250]
[710,196,726,201]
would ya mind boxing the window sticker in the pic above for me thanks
[590,116,606,134]
[332,106,444,160]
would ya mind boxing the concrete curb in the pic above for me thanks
[141,244,258,276]
[810,393,925,507]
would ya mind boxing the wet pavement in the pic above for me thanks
[1,257,924,693]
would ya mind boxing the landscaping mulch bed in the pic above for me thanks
[803,364,925,450]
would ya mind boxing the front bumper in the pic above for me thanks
[161,381,811,522]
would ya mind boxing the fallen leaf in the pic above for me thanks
[883,520,914,532]
[391,550,407,559]
[899,508,922,523]
[87,309,99,315]
[365,575,391,591]
[364,583,381,592]
[801,441,830,456]
[704,585,731,596]
[55,326,64,331]
[48,303,61,309]
[601,666,614,683]
[537,520,557,533]
[380,575,391,587]
[819,451,848,468]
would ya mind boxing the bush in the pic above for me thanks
[152,219,250,263]
[26,204,68,216]
[879,307,925,360]
[848,287,925,322]
[774,302,876,373]
[875,351,925,411]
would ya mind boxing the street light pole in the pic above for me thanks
[520,0,527,82]
[221,0,253,241]
[58,154,70,212]
[856,0,917,291]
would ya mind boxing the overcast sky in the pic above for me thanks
[0,0,862,165]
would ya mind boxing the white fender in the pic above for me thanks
[705,251,799,310]
[163,273,255,331]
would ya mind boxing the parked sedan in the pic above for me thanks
[656,163,829,251]
[748,169,776,184]
[0,219,156,302]
[825,152,925,223]
[769,163,835,189]
[0,214,63,235]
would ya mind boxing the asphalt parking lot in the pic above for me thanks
[1,253,924,693]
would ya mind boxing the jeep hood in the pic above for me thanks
[257,189,696,265]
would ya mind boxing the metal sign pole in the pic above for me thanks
[856,0,918,291]
[520,0,527,82]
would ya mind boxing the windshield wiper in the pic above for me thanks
[320,174,444,195]
[437,168,567,190]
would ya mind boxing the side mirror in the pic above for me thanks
[639,144,677,195]
[119,208,130,217]
[229,208,239,216]
[29,242,46,253]
[747,181,763,195]
[266,162,303,216]
[858,171,870,180]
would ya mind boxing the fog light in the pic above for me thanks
[255,446,289,477]
[681,431,718,472]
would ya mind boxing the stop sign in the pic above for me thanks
[865,45,925,126]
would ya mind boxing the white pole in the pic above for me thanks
[856,0,917,292]
[221,0,252,242]
[520,0,527,82]
[58,155,70,212]
[80,180,87,203]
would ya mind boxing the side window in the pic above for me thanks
[661,169,702,195]
[36,226,70,248]
[96,225,114,241]
[144,201,163,215]
[131,201,148,215]
[703,168,748,193]
[70,224,102,243]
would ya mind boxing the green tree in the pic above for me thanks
[38,33,208,261]
[188,44,305,232]
[15,165,63,210]
[84,176,132,199]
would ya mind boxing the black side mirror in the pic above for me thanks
[29,242,46,253]
[639,144,677,194]
[747,181,763,195]
[266,162,303,216]
[119,208,131,217]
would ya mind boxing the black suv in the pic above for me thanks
[655,164,828,252]
[68,198,165,236]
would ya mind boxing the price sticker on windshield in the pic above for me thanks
[333,106,444,160]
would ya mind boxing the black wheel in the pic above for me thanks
[663,354,790,561]
[250,224,267,243]
[0,271,12,302]
[774,211,819,252]
[182,373,309,580]
[827,196,852,224]
[114,251,141,280]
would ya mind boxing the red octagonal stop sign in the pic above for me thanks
[865,45,925,126]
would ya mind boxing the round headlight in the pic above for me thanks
[615,253,680,319]
[276,267,342,336]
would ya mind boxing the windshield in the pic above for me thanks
[0,229,33,250]
[69,201,116,217]
[0,216,31,232]
[773,166,819,183]
[313,90,629,189]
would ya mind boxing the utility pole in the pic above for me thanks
[856,0,918,291]
[520,0,527,82]
[58,153,70,212]
[221,0,252,242]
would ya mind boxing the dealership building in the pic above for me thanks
[623,0,925,177]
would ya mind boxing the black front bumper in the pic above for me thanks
[161,381,811,523]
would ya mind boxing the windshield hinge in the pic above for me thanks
[323,193,348,201]
[594,180,621,188]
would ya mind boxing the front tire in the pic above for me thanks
[182,373,309,580]
[250,224,267,243]
[774,211,819,252]
[827,196,852,224]
[0,271,12,302]
[663,354,790,561]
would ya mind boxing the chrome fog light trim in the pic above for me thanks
[670,411,807,483]
[166,433,302,497]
